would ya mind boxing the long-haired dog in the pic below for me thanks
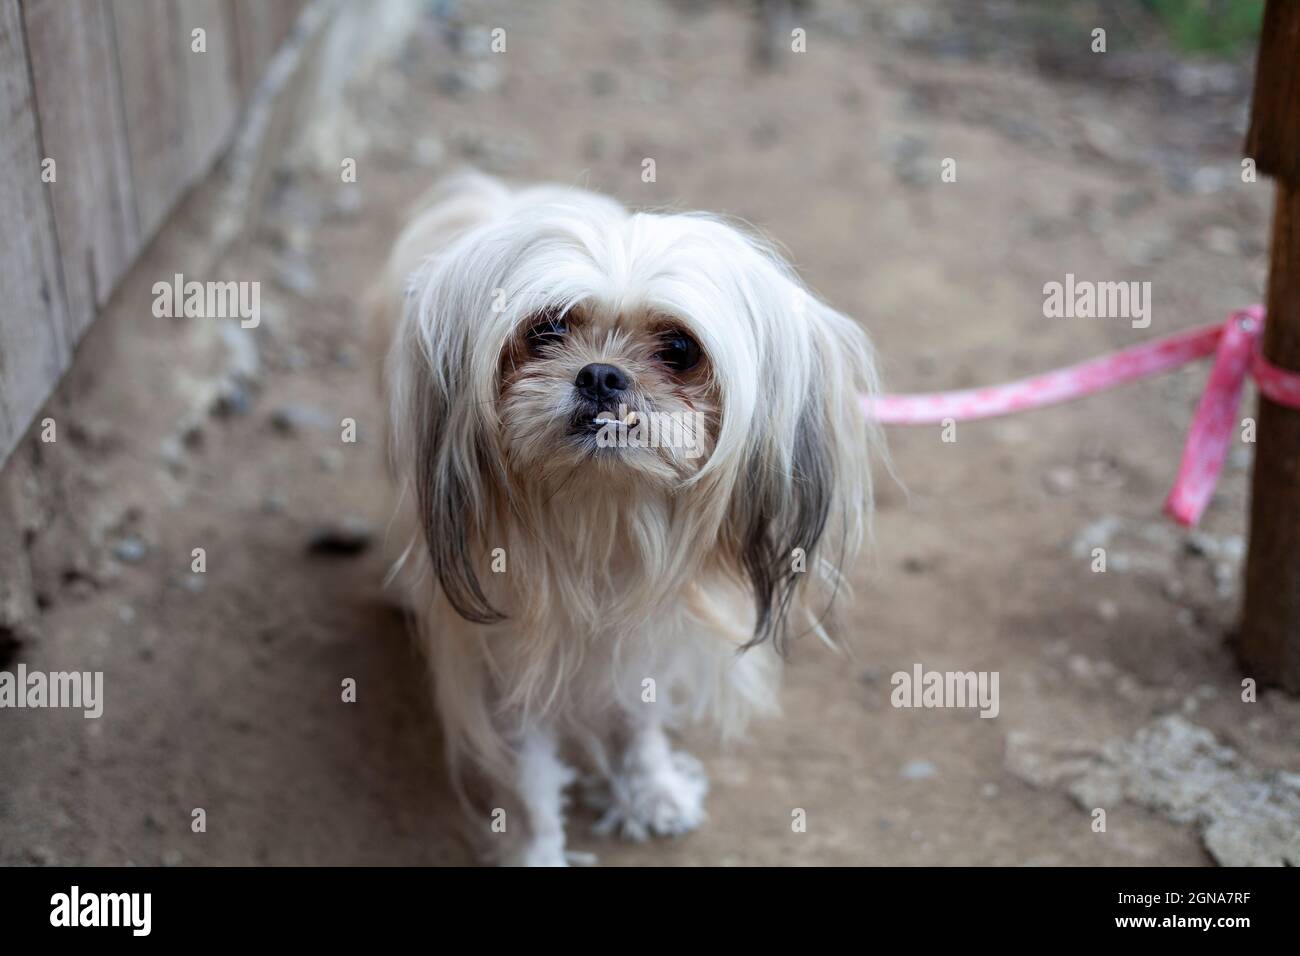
[375,172,881,865]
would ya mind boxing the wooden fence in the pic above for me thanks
[0,0,307,467]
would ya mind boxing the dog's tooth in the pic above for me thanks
[625,411,639,427]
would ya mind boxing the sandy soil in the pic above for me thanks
[2,0,1298,866]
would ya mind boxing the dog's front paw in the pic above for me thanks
[590,750,709,841]
[504,837,570,867]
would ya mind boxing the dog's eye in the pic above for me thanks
[524,313,568,354]
[655,331,701,372]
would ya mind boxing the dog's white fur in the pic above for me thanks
[375,172,881,865]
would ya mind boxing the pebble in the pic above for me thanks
[1189,166,1231,195]
[211,379,253,418]
[332,187,363,218]
[26,845,53,865]
[112,536,148,564]
[218,321,260,381]
[307,518,374,556]
[901,759,937,781]
[1202,225,1240,256]
[318,448,344,472]
[1117,674,1142,700]
[1044,466,1077,495]
[884,134,930,185]
[274,256,318,296]
[1173,62,1240,98]
[270,403,334,435]
[453,25,492,57]
[1214,562,1236,598]
[159,435,186,468]
[438,61,501,95]
[283,346,311,371]
[1067,655,1093,680]
[179,415,205,449]
[1081,118,1131,164]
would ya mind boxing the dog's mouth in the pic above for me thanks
[568,407,640,438]
[593,408,639,429]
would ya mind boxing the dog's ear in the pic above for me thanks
[391,299,506,626]
[732,403,835,649]
[412,370,505,625]
[725,287,880,651]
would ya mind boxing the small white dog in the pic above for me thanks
[375,172,881,865]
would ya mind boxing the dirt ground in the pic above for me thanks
[3,0,1299,866]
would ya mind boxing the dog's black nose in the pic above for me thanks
[574,363,630,403]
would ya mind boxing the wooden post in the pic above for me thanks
[1240,0,1300,692]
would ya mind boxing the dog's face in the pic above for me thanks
[498,301,717,487]
[390,182,881,640]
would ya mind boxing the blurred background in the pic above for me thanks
[1,0,1296,866]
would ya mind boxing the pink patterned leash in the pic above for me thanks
[862,306,1300,526]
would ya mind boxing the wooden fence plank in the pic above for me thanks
[178,0,242,173]
[229,0,305,99]
[0,0,71,463]
[110,0,241,238]
[22,0,138,338]
[109,0,187,238]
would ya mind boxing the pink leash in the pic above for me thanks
[862,306,1300,526]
